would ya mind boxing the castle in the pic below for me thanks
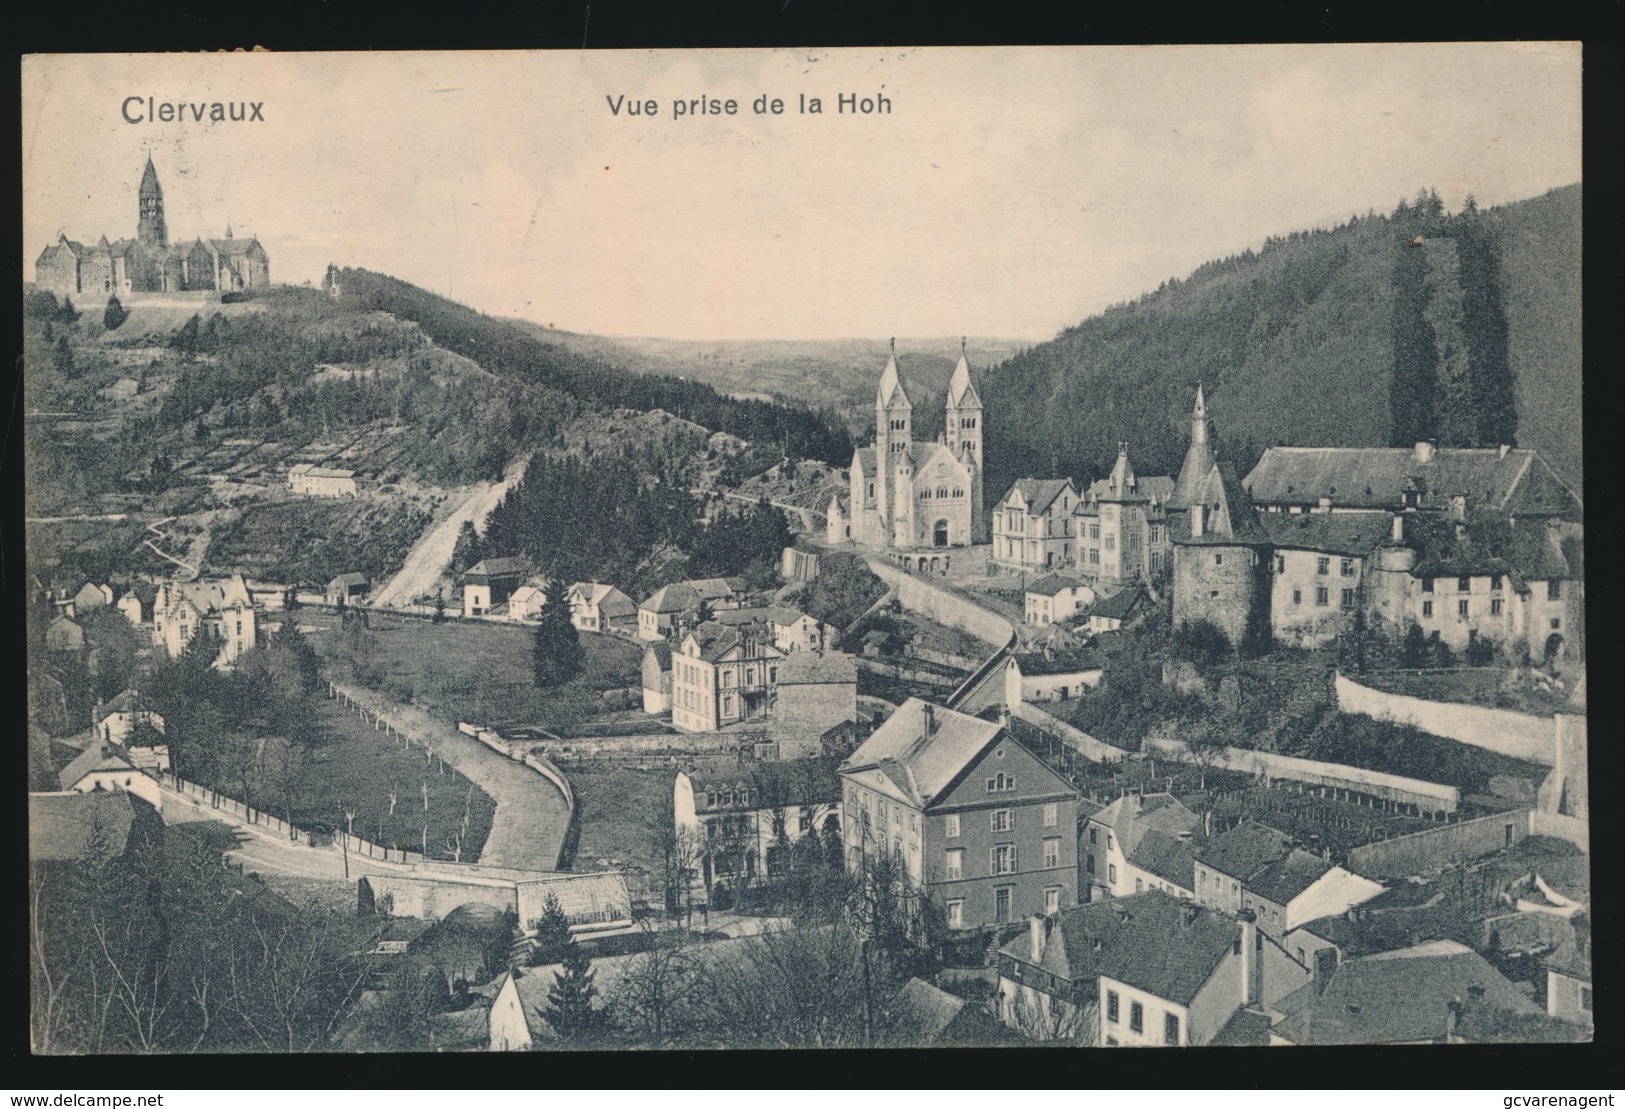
[34,156,269,301]
[829,341,986,553]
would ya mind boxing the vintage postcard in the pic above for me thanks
[24,45,1587,1054]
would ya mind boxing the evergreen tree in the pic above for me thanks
[1390,235,1440,446]
[54,335,76,379]
[432,588,447,625]
[103,295,128,331]
[449,521,482,577]
[528,891,572,966]
[1400,623,1430,669]
[543,942,603,1042]
[532,580,584,688]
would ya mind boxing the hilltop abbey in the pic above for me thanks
[829,341,987,552]
[34,156,270,300]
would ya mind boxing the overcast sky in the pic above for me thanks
[23,45,1581,342]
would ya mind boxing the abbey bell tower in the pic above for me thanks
[137,154,167,247]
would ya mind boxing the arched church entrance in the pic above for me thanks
[933,519,949,547]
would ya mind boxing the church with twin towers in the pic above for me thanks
[829,340,987,554]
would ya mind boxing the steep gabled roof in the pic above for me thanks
[1026,572,1088,598]
[1194,820,1293,882]
[1001,478,1075,516]
[1003,891,1238,1006]
[465,557,529,579]
[1271,942,1566,1045]
[841,698,1004,809]
[1245,848,1335,906]
[1088,585,1147,622]
[1243,446,1580,517]
[59,743,149,791]
[642,582,701,614]
[876,353,912,410]
[1255,512,1393,558]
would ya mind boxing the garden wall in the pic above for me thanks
[1141,736,1460,814]
[1334,672,1558,766]
[1013,701,1128,764]
[1346,809,1530,879]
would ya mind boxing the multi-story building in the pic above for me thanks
[1023,574,1094,627]
[992,479,1078,570]
[1074,445,1174,587]
[670,623,786,733]
[674,758,843,892]
[839,698,1079,928]
[461,557,529,618]
[1081,794,1201,901]
[996,891,1270,1046]
[287,464,358,498]
[152,574,257,665]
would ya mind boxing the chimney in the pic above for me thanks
[922,702,935,738]
[1237,909,1258,1007]
[1029,913,1046,962]
[1413,441,1436,464]
[1391,514,1405,543]
[1498,443,1510,460]
[998,705,1012,730]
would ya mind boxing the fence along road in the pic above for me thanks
[328,679,571,873]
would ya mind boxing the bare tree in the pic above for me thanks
[603,924,695,1047]
[1001,982,1095,1045]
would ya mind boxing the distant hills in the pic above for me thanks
[538,186,1579,503]
[519,329,1032,443]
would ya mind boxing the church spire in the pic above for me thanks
[1169,383,1216,512]
[137,155,167,247]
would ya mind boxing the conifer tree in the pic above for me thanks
[543,941,603,1043]
[103,295,128,331]
[528,891,572,966]
[532,580,583,688]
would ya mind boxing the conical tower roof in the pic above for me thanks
[139,155,162,199]
[1169,384,1216,511]
[875,339,912,410]
[947,338,982,408]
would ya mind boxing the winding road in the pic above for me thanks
[371,452,531,609]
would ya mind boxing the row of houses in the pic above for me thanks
[42,573,262,667]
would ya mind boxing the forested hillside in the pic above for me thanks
[969,185,1580,500]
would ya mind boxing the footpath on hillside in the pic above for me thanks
[328,679,571,873]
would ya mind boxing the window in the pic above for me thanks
[1491,574,1503,591]
[1423,578,1435,594]
[1214,553,1223,566]
[1292,589,1302,606]
[892,807,900,827]
[1089,827,1097,845]
[1316,587,1329,607]
[1458,576,1471,593]
[991,845,1017,875]
[908,813,917,832]
[994,887,1013,923]
[1317,557,1330,575]
[1106,991,1120,1023]
[1341,589,1355,609]
[1043,803,1058,827]
[1090,548,1100,565]
[1043,838,1061,868]
[1548,581,1562,601]
[1045,887,1061,913]
[1108,863,1117,884]
[991,810,1014,832]
[1164,1013,1180,1046]
[1130,1001,1144,1034]
[1105,536,1116,551]
[1135,877,1143,893]
[987,772,1016,792]
[1090,523,1100,540]
[1275,555,1286,574]
[1422,600,1434,618]
[1086,854,1096,875]
[944,849,964,880]
[1458,599,1469,618]
[1106,833,1114,851]
[946,900,964,927]
[1490,598,1503,616]
[1341,558,1355,577]
[1551,618,1561,630]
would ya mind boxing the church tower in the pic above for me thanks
[945,338,986,542]
[874,338,912,534]
[137,155,167,248]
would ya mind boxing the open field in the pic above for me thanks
[304,609,644,729]
[560,765,673,876]
[182,692,499,861]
